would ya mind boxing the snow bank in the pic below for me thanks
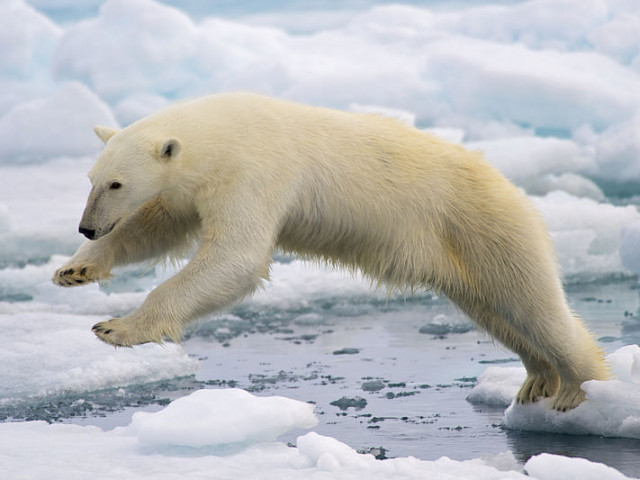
[0,0,61,79]
[591,115,640,182]
[0,300,199,401]
[54,0,199,103]
[468,345,640,440]
[467,136,594,185]
[0,258,197,401]
[0,82,117,162]
[0,387,634,479]
[620,220,640,276]
[466,367,526,408]
[130,388,318,447]
[532,192,640,280]
[0,0,637,281]
[2,0,640,185]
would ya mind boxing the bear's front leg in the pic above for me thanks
[53,240,114,287]
[90,226,273,346]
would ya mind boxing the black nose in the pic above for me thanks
[79,226,96,240]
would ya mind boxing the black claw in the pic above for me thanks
[92,323,113,336]
[80,267,87,275]
[63,268,74,275]
[75,279,85,284]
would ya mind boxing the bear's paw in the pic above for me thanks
[551,384,587,412]
[92,316,181,347]
[93,318,149,347]
[515,373,560,404]
[52,264,105,287]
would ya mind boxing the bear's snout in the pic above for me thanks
[79,226,96,240]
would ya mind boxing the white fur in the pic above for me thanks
[53,93,608,410]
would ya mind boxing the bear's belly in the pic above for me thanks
[276,212,443,290]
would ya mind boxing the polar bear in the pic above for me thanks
[53,93,608,410]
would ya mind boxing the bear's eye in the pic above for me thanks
[109,181,122,190]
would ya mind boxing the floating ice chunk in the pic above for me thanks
[607,345,640,384]
[418,313,474,336]
[0,392,634,479]
[470,346,640,440]
[130,388,318,447]
[466,366,526,408]
[525,453,632,480]
[297,432,375,471]
[296,431,533,478]
[504,380,640,439]
[0,82,117,163]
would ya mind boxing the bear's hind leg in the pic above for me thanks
[548,316,609,411]
[488,305,607,411]
[468,309,561,404]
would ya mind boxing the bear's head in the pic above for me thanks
[79,125,182,240]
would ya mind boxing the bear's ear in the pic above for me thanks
[157,138,181,162]
[94,125,119,144]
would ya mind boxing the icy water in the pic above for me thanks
[5,276,638,476]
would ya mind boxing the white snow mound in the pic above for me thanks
[130,388,318,447]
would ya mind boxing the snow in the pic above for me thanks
[54,0,199,104]
[531,192,640,280]
[0,0,61,80]
[2,0,640,478]
[0,386,636,480]
[0,82,118,162]
[0,280,199,400]
[525,454,632,480]
[130,388,318,447]
[4,0,640,178]
[466,135,595,186]
[620,221,640,276]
